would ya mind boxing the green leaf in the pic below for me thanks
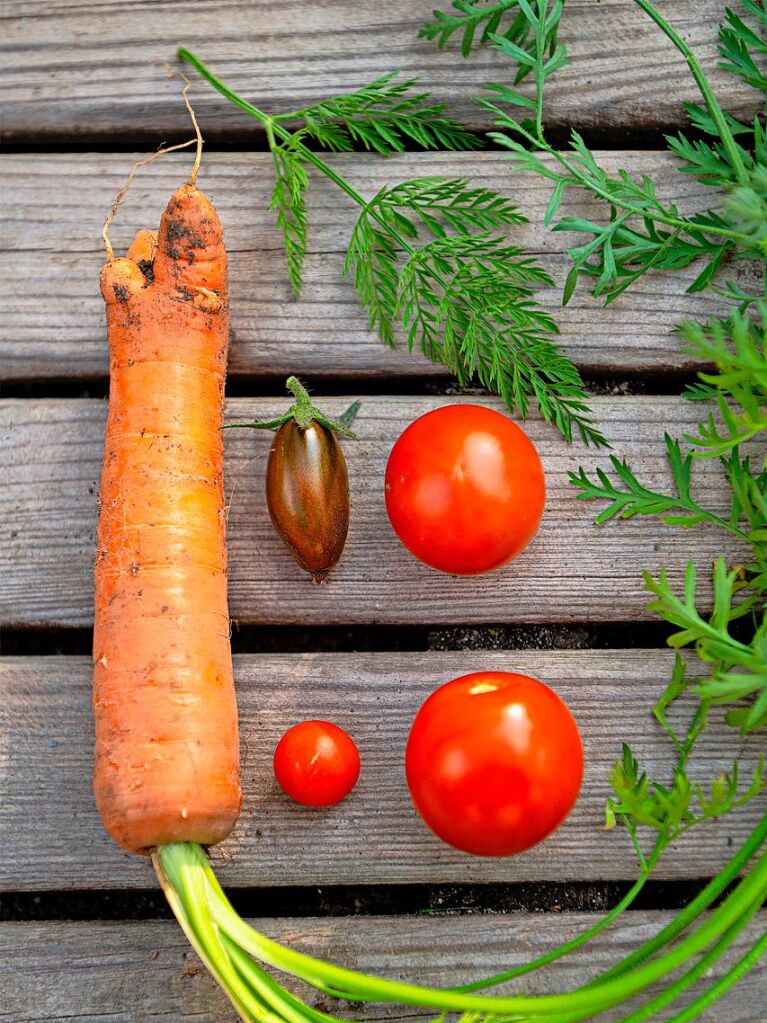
[269,146,309,297]
[562,264,579,306]
[286,73,479,156]
[345,192,605,445]
[544,180,566,227]
[419,1,531,58]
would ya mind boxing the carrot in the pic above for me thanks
[94,91,241,855]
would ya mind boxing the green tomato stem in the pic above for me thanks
[221,377,358,437]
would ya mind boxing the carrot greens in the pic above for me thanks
[178,48,604,446]
[425,0,766,304]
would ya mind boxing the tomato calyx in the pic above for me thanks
[223,375,360,437]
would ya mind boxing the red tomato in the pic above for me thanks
[273,720,360,807]
[405,672,583,856]
[384,404,545,574]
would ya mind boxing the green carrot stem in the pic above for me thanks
[588,811,767,986]
[453,842,662,992]
[632,0,749,185]
[153,850,257,1023]
[664,927,767,1023]
[612,899,764,1023]
[498,873,767,1023]
[158,837,767,1019]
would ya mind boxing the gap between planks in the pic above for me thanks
[2,151,761,382]
[1,651,764,890]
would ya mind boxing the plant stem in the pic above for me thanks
[532,0,548,142]
[489,114,750,244]
[666,927,767,1022]
[632,0,749,186]
[177,48,416,254]
[201,844,767,1015]
[156,821,767,1023]
[589,811,767,985]
[285,375,316,428]
[545,900,764,1023]
[453,836,666,992]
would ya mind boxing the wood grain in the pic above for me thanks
[3,912,766,1022]
[0,395,748,628]
[2,652,764,890]
[2,151,753,382]
[2,1,760,140]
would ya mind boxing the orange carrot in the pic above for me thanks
[94,124,241,854]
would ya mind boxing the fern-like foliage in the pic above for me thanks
[419,0,535,63]
[607,738,765,840]
[646,561,767,732]
[488,115,736,304]
[571,309,767,738]
[344,178,605,445]
[680,307,767,455]
[269,145,309,297]
[279,73,478,154]
[666,105,765,189]
[719,0,767,91]
[569,434,745,531]
[425,0,767,309]
[181,48,604,446]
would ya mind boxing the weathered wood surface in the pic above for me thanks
[3,912,766,1022]
[2,1,759,140]
[1,151,748,382]
[0,395,747,628]
[2,652,764,890]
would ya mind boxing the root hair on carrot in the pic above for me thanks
[162,62,203,186]
[102,138,198,260]
[102,68,204,260]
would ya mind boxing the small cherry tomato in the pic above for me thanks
[405,671,583,856]
[273,720,360,807]
[384,404,545,575]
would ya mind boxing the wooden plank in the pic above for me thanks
[2,1,759,139]
[2,652,764,890]
[0,395,748,628]
[1,151,750,382]
[3,913,766,1022]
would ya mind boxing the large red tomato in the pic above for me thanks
[405,672,583,856]
[384,404,545,574]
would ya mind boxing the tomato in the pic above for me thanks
[405,672,583,856]
[267,419,350,582]
[384,404,545,575]
[273,720,360,807]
